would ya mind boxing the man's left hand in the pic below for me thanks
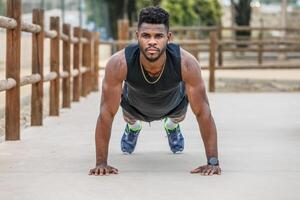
[190,165,221,176]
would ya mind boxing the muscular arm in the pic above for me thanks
[181,49,221,175]
[90,51,127,175]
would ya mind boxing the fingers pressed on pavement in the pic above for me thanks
[111,168,119,174]
[190,169,198,173]
[89,169,94,175]
[203,168,212,176]
[202,165,213,176]
[191,167,202,173]
[97,168,102,176]
[99,168,105,176]
[208,167,216,176]
[217,167,222,175]
[104,168,110,176]
[89,166,119,176]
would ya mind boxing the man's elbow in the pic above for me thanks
[97,109,115,124]
[194,106,212,121]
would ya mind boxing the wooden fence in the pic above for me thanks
[126,22,300,65]
[114,19,300,92]
[0,0,100,141]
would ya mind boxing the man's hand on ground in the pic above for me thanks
[190,165,221,176]
[89,164,119,176]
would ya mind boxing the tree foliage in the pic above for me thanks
[85,0,105,29]
[260,0,297,4]
[231,0,251,26]
[86,0,137,38]
[164,0,221,26]
[231,0,252,44]
[85,0,222,39]
[136,0,161,9]
[0,0,5,16]
[160,0,221,26]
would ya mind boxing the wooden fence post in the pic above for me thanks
[217,23,223,67]
[73,27,81,102]
[5,0,22,140]
[258,25,263,65]
[187,30,198,58]
[81,29,91,96]
[92,32,100,92]
[117,19,129,50]
[62,23,71,108]
[31,9,44,126]
[209,31,217,92]
[89,31,94,94]
[49,17,60,116]
[81,29,88,97]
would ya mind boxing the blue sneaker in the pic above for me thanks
[121,124,141,154]
[164,121,184,153]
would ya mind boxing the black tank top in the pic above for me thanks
[120,43,187,121]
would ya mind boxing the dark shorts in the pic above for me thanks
[121,96,189,122]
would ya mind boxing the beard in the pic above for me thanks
[138,42,167,62]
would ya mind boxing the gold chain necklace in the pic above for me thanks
[140,55,166,84]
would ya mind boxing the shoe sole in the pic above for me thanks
[172,149,183,154]
[122,151,132,155]
[121,147,133,154]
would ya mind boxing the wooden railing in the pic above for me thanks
[104,34,300,92]
[0,0,100,140]
[126,22,300,64]
[112,19,300,92]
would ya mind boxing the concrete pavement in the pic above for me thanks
[0,92,300,200]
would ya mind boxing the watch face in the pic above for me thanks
[209,157,219,165]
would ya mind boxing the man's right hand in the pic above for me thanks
[89,163,119,176]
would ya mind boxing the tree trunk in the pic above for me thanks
[231,0,252,47]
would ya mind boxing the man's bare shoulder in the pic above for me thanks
[105,49,127,81]
[180,47,202,81]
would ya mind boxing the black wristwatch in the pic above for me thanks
[207,157,219,166]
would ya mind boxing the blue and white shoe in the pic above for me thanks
[164,120,184,153]
[121,124,141,154]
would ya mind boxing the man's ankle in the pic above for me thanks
[128,120,142,132]
[164,118,179,131]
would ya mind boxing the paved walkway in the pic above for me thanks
[0,92,300,200]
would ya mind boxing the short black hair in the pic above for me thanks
[138,6,169,31]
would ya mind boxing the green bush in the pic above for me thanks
[136,0,222,26]
[0,0,5,16]
[161,0,221,26]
